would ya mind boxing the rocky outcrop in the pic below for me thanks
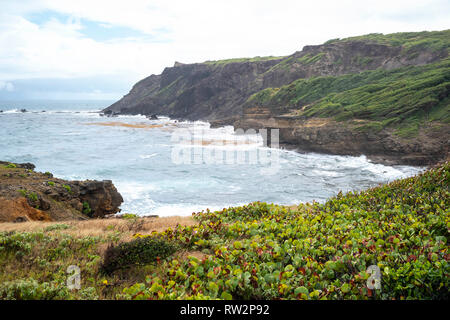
[233,115,449,166]
[0,162,123,222]
[103,30,449,165]
[73,180,124,218]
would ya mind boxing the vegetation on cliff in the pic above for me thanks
[248,57,450,137]
[324,30,450,53]
[1,162,448,300]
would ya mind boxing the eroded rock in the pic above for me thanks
[0,162,124,222]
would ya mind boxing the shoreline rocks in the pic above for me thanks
[0,161,123,222]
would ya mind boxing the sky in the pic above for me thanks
[0,0,449,100]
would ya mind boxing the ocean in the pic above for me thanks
[0,100,424,216]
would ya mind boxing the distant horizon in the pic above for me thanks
[1,0,449,100]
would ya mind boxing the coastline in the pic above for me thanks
[0,161,447,300]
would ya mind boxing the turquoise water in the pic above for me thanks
[0,100,424,216]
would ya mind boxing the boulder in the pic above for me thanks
[0,161,124,221]
[147,114,158,120]
[72,180,124,218]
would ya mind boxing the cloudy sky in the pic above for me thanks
[0,0,449,100]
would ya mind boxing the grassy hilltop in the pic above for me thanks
[0,162,448,300]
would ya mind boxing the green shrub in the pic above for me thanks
[27,192,38,203]
[62,185,71,193]
[0,278,70,300]
[121,213,138,220]
[101,237,178,274]
[5,163,16,169]
[47,181,55,186]
[82,202,92,216]
[0,232,40,254]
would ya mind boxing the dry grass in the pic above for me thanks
[85,122,164,129]
[0,215,197,241]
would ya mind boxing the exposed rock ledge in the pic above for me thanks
[232,114,449,166]
[0,161,123,222]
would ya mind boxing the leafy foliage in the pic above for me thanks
[0,231,103,299]
[0,278,70,300]
[122,162,449,300]
[82,201,92,216]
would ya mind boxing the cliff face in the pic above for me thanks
[0,161,123,222]
[104,30,450,165]
[106,58,282,121]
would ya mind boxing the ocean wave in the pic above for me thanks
[140,153,159,159]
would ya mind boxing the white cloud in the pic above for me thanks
[0,0,448,88]
[0,81,14,91]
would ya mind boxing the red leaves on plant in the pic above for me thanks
[132,291,144,300]
[407,254,417,262]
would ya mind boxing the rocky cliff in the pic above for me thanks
[0,161,123,222]
[104,30,450,165]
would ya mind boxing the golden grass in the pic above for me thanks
[0,216,197,241]
[85,122,164,129]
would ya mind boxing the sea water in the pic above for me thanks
[0,100,424,216]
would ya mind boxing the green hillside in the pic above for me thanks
[324,30,450,53]
[248,58,450,137]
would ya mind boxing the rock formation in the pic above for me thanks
[103,30,450,165]
[0,161,123,222]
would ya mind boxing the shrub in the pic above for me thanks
[47,181,55,186]
[0,232,34,254]
[5,163,16,169]
[121,213,138,220]
[101,237,178,274]
[62,185,71,193]
[27,192,38,203]
[0,278,70,300]
[82,202,92,216]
